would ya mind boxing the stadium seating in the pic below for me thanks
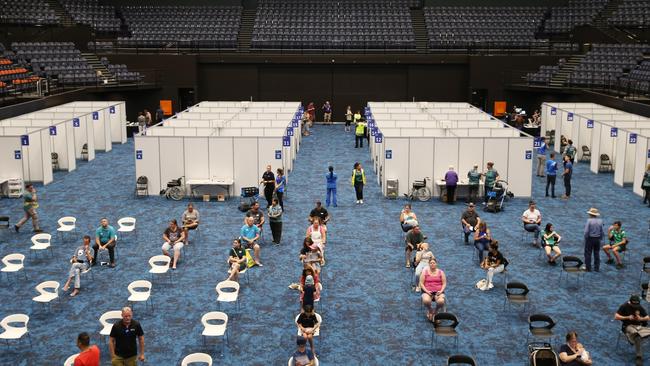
[567,44,649,87]
[618,60,650,94]
[12,42,98,86]
[608,0,650,28]
[251,0,415,50]
[106,64,142,83]
[0,0,59,25]
[544,0,607,33]
[59,0,121,32]
[424,6,548,49]
[117,6,242,49]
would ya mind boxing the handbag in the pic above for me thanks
[244,249,256,268]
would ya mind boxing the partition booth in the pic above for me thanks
[542,102,650,197]
[0,127,53,187]
[367,102,534,199]
[135,101,302,198]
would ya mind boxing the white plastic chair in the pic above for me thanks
[288,356,319,366]
[30,233,53,258]
[201,311,228,354]
[117,217,136,240]
[32,281,60,310]
[99,310,122,338]
[1,253,26,280]
[149,255,172,283]
[0,314,30,346]
[127,280,153,312]
[56,216,76,241]
[63,353,78,366]
[181,353,213,366]
[216,280,240,311]
[294,312,322,338]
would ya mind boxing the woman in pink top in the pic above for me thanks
[419,257,447,321]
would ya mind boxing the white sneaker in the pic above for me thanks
[479,284,487,291]
[360,200,363,204]
[488,283,494,290]
[356,200,360,204]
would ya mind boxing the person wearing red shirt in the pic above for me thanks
[74,332,100,366]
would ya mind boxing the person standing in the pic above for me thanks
[564,139,577,164]
[143,109,152,127]
[301,110,311,136]
[344,105,353,132]
[14,183,42,233]
[306,102,315,124]
[260,165,276,208]
[136,112,146,135]
[642,163,650,207]
[63,235,94,297]
[536,137,547,177]
[155,105,164,124]
[545,152,558,198]
[483,162,500,203]
[73,332,100,366]
[109,307,145,366]
[275,168,286,210]
[93,218,117,268]
[467,164,481,203]
[267,198,283,245]
[351,162,366,204]
[444,165,458,204]
[322,101,332,124]
[354,117,366,148]
[325,166,337,208]
[583,207,604,272]
[562,155,573,199]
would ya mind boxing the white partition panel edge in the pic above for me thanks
[85,115,96,161]
[408,139,434,197]
[623,133,637,184]
[632,137,649,196]
[613,132,627,186]
[0,136,24,183]
[39,129,53,185]
[384,138,410,197]
[433,138,459,197]
[507,139,533,197]
[590,124,602,174]
[134,137,161,194]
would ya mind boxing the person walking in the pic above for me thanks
[583,207,604,272]
[351,162,366,204]
[354,117,366,148]
[642,163,650,207]
[562,155,573,199]
[322,101,332,124]
[344,105,353,132]
[275,168,286,210]
[536,137,547,177]
[267,198,283,245]
[109,307,145,366]
[260,165,275,208]
[325,166,338,207]
[545,152,558,198]
[14,184,42,233]
[444,165,458,204]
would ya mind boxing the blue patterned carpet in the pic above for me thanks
[0,123,648,365]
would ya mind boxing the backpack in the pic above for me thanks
[528,343,560,366]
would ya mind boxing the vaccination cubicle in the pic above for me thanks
[135,101,302,197]
[0,126,53,185]
[367,102,534,198]
[542,102,650,196]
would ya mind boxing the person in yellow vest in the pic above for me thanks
[351,162,366,204]
[354,114,366,148]
[15,184,42,233]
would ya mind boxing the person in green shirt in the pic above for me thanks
[351,162,366,204]
[564,139,577,164]
[467,164,481,203]
[604,221,628,269]
[14,184,42,233]
[542,223,562,265]
[483,162,500,204]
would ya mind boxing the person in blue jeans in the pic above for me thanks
[275,168,286,210]
[545,152,558,198]
[325,166,337,207]
[473,221,492,265]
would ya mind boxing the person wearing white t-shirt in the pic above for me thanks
[522,201,542,246]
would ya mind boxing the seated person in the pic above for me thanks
[479,241,508,291]
[162,219,185,270]
[413,242,434,292]
[522,201,542,246]
[615,294,650,365]
[405,225,424,268]
[542,223,562,265]
[246,202,265,234]
[460,202,480,244]
[308,200,330,226]
[63,235,94,297]
[303,243,323,275]
[604,220,628,269]
[559,331,592,366]
[306,217,327,250]
[181,203,199,244]
[227,239,247,282]
[473,221,492,265]
[301,275,317,308]
[92,218,117,268]
[241,217,262,266]
[299,237,314,262]
[295,305,320,355]
[292,336,315,366]
[419,258,446,322]
[400,204,418,232]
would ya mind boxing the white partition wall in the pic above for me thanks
[633,136,650,196]
[0,136,24,184]
[0,128,53,185]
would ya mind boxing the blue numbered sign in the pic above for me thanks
[73,118,80,127]
[49,126,57,136]
[282,136,291,147]
[14,150,21,160]
[629,133,637,144]
[286,127,294,137]
[92,112,99,120]
[20,135,29,146]
[136,150,143,160]
[586,120,594,129]
[525,150,532,160]
[109,106,115,114]
[374,133,383,144]
[550,107,556,115]
[567,113,573,121]
[385,150,392,159]
[610,128,618,137]
[275,150,282,159]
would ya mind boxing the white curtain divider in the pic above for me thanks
[632,136,650,196]
[0,136,24,185]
